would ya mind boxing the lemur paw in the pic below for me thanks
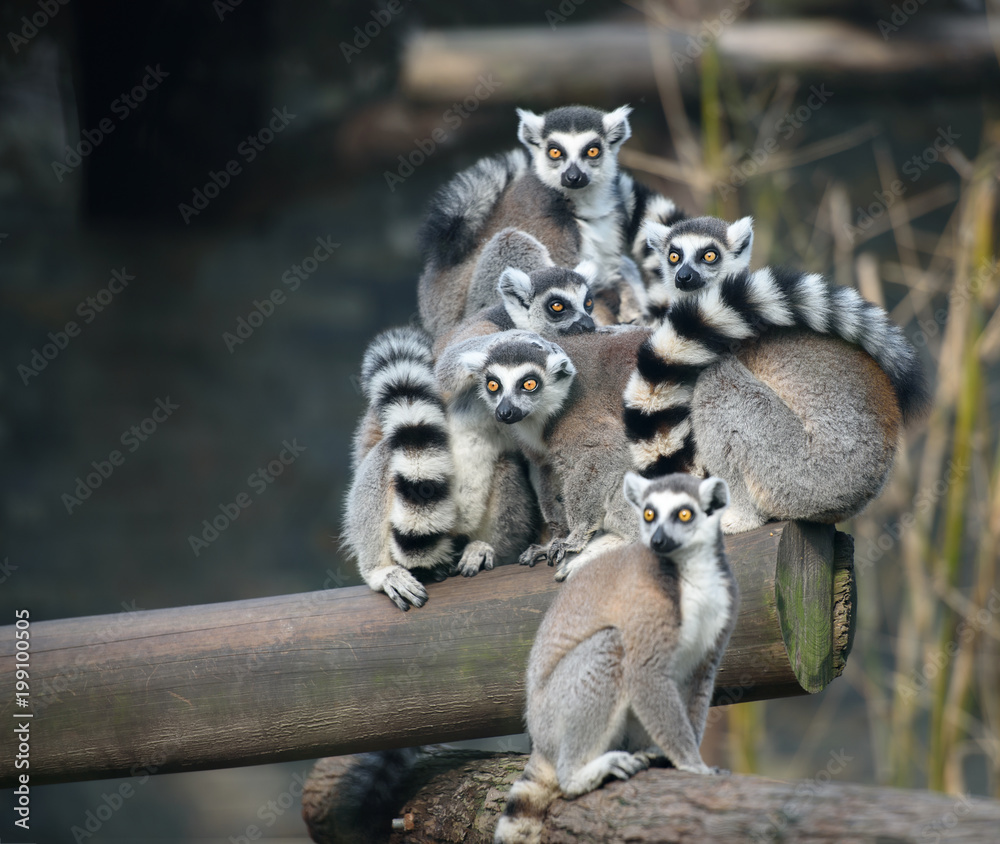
[456,540,495,577]
[674,761,715,776]
[381,568,428,611]
[519,543,550,567]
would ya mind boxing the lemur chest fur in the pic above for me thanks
[671,553,733,679]
[572,198,625,287]
[448,410,511,533]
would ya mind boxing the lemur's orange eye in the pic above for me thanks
[487,380,500,393]
[703,250,718,263]
[668,251,681,265]
[643,507,656,523]
[549,300,564,312]
[548,147,562,160]
[522,379,538,391]
[586,146,601,158]
[677,508,693,523]
[584,298,593,312]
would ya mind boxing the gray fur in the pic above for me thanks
[634,214,927,532]
[494,472,737,844]
[343,326,541,611]
[418,105,686,338]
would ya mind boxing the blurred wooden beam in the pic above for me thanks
[401,17,998,104]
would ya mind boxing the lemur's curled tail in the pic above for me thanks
[493,754,561,844]
[359,326,457,569]
[623,267,928,477]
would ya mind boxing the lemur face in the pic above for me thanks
[646,216,754,299]
[623,472,729,558]
[460,336,576,427]
[498,263,597,337]
[517,105,632,195]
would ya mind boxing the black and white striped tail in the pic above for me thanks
[418,149,529,270]
[618,172,687,301]
[623,267,929,477]
[361,326,457,569]
[493,755,561,844]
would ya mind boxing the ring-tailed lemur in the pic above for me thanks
[460,249,924,577]
[494,472,737,844]
[632,215,928,531]
[417,104,685,338]
[643,215,754,322]
[343,327,576,610]
[434,230,598,357]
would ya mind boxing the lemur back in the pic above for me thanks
[494,472,737,844]
[417,104,685,338]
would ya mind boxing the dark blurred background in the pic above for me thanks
[1,0,998,841]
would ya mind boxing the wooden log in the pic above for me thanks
[302,750,1000,844]
[400,18,998,104]
[0,521,851,786]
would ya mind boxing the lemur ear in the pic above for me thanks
[516,108,545,148]
[622,471,649,511]
[699,477,730,516]
[458,350,488,375]
[727,216,754,265]
[572,260,598,285]
[644,220,672,252]
[498,267,534,308]
[602,105,633,147]
[550,350,577,382]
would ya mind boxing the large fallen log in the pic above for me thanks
[0,521,852,786]
[302,749,1000,844]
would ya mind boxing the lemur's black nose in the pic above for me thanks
[561,164,589,189]
[565,315,595,334]
[650,527,680,555]
[675,267,704,292]
[496,400,525,424]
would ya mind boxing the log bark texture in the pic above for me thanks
[302,750,1000,844]
[0,522,849,786]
